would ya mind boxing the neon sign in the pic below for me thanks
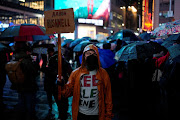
[143,0,153,30]
[78,18,103,26]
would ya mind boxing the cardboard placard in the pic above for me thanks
[44,8,75,34]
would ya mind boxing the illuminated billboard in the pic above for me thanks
[54,0,110,26]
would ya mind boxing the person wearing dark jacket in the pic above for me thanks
[159,40,180,120]
[44,47,72,120]
[12,47,38,120]
[0,50,8,116]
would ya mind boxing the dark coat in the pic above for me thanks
[44,52,72,91]
[0,51,7,89]
[13,51,38,93]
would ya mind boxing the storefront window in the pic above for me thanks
[21,1,44,11]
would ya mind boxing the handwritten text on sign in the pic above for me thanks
[44,8,75,34]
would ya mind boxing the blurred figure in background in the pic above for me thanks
[0,49,8,116]
[43,47,72,120]
[13,47,39,120]
[114,39,127,53]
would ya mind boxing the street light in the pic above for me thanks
[128,6,137,13]
[126,6,137,31]
[131,6,137,12]
[120,6,126,10]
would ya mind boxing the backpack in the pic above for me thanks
[5,60,24,84]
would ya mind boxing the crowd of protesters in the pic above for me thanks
[0,34,180,120]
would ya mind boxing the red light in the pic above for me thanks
[10,52,13,56]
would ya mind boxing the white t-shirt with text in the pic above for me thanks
[79,70,99,115]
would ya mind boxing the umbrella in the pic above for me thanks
[122,36,140,42]
[82,36,91,40]
[151,19,180,37]
[153,39,164,45]
[108,39,116,43]
[69,38,85,48]
[172,55,180,63]
[98,39,108,43]
[32,43,55,48]
[121,37,140,44]
[89,39,99,43]
[112,29,139,41]
[165,33,180,41]
[106,35,113,41]
[73,41,91,52]
[114,41,159,61]
[0,24,50,42]
[61,39,73,47]
[79,48,116,69]
[139,32,151,41]
[167,44,180,59]
[161,40,176,48]
[161,33,180,48]
[32,44,55,54]
[95,43,104,49]
[33,47,48,54]
[0,43,7,51]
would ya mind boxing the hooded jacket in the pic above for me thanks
[61,44,113,120]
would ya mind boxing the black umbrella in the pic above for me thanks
[32,43,55,48]
[89,39,99,43]
[139,32,151,41]
[168,44,180,59]
[165,33,180,41]
[161,40,176,48]
[172,55,180,63]
[114,41,162,61]
[61,39,73,47]
[82,36,91,40]
[73,41,91,52]
[112,29,139,41]
[114,41,147,61]
[69,38,85,48]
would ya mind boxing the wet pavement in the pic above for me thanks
[2,72,73,120]
[2,72,128,120]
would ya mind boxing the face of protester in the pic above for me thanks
[84,49,99,71]
[84,50,97,60]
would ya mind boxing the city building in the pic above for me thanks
[0,0,137,39]
[0,0,44,31]
[110,0,126,33]
[142,0,180,31]
[153,0,180,29]
[142,0,153,31]
[52,0,128,39]
[121,0,139,31]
